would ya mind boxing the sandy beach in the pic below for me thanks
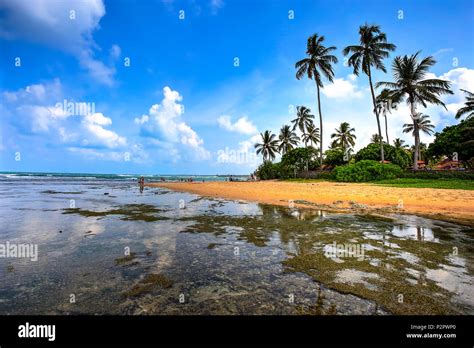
[147,180,474,224]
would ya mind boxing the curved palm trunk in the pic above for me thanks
[316,82,323,167]
[367,69,385,162]
[384,114,389,145]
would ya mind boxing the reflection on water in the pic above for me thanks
[0,178,473,315]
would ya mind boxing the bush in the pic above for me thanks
[254,161,280,180]
[427,118,474,166]
[334,160,403,182]
[355,143,411,168]
[282,147,319,171]
[323,148,347,167]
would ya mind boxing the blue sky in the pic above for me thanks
[1,0,473,174]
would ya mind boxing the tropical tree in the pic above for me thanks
[278,125,299,155]
[409,143,428,164]
[371,133,383,144]
[330,122,356,152]
[403,114,435,164]
[403,114,435,136]
[255,130,279,162]
[455,89,474,120]
[324,148,347,166]
[291,106,315,136]
[296,34,338,166]
[427,118,474,165]
[393,138,409,150]
[355,143,412,168]
[302,122,320,147]
[377,52,453,169]
[343,24,396,162]
[375,88,400,144]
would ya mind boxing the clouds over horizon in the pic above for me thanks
[0,0,118,86]
[217,115,258,135]
[135,86,210,162]
[0,79,137,163]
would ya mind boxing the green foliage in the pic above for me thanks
[427,118,474,165]
[374,178,474,190]
[334,160,402,182]
[295,171,335,180]
[399,170,474,180]
[281,147,319,171]
[355,143,411,168]
[323,148,347,166]
[254,161,281,180]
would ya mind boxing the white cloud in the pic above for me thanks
[2,80,127,149]
[78,52,116,87]
[2,79,62,103]
[215,133,260,168]
[210,0,224,14]
[0,0,116,86]
[322,75,364,99]
[67,142,148,163]
[82,113,126,148]
[424,67,474,125]
[18,104,69,132]
[136,86,210,161]
[432,48,454,57]
[217,115,258,135]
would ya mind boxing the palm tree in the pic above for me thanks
[377,52,453,169]
[393,138,409,150]
[403,113,435,165]
[403,113,435,136]
[418,142,428,163]
[371,133,383,144]
[375,88,400,144]
[343,24,396,162]
[278,125,299,155]
[296,34,338,166]
[254,130,279,162]
[455,89,474,120]
[302,122,320,147]
[330,122,356,152]
[291,106,315,138]
[409,143,428,164]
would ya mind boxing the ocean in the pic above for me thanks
[0,174,473,315]
[0,171,248,182]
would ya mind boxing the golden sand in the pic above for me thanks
[146,180,474,224]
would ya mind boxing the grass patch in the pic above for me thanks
[372,178,474,190]
[41,190,84,194]
[124,273,173,297]
[283,177,474,190]
[63,204,169,221]
[115,252,137,266]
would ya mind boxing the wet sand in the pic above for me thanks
[147,181,474,225]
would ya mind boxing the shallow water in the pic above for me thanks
[0,178,473,315]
